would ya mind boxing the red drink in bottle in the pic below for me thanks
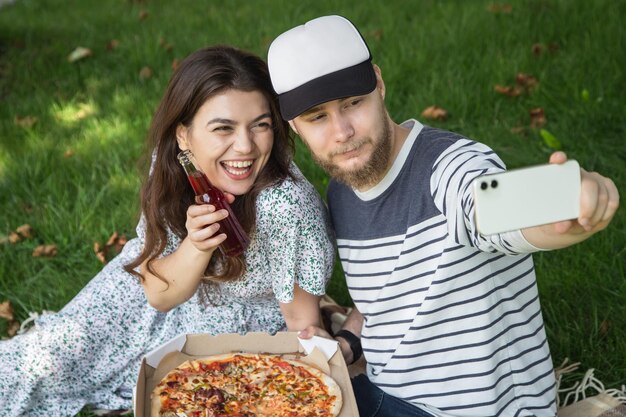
[177,150,249,257]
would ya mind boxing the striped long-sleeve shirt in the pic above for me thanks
[327,120,556,417]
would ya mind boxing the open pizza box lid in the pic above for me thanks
[134,331,358,417]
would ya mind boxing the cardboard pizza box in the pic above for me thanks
[134,331,359,417]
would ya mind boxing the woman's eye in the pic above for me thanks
[213,125,233,133]
[251,122,272,132]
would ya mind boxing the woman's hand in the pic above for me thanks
[185,204,229,253]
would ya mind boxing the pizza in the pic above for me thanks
[151,352,342,417]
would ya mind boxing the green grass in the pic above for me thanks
[0,0,624,415]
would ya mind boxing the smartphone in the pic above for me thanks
[473,160,581,235]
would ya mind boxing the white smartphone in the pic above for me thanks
[473,160,581,235]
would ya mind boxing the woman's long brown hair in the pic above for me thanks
[124,45,293,285]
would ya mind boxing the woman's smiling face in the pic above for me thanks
[176,89,274,196]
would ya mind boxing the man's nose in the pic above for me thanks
[330,114,355,143]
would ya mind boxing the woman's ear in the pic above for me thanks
[373,64,386,100]
[176,124,189,150]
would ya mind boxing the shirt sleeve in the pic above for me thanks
[255,166,335,303]
[430,139,541,255]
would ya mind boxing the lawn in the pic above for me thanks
[0,0,624,415]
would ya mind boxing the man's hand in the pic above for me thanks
[522,151,620,249]
[549,151,619,234]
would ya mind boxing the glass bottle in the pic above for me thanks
[177,149,249,257]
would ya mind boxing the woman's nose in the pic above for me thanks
[232,130,254,153]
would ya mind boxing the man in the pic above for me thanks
[267,15,619,417]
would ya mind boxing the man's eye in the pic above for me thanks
[348,99,362,107]
[308,113,326,122]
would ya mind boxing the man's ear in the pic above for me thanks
[288,120,299,135]
[176,124,189,150]
[373,64,386,99]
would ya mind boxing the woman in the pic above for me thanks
[0,45,335,416]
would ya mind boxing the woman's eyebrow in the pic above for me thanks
[251,112,272,123]
[206,113,271,127]
[206,118,236,126]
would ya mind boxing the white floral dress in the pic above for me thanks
[0,164,335,417]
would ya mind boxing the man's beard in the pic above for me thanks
[308,107,392,190]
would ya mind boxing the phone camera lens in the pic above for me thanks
[480,181,488,190]
[491,180,498,188]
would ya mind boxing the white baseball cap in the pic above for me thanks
[268,15,376,120]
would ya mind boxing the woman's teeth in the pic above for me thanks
[222,160,253,175]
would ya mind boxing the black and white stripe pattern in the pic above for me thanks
[328,120,556,417]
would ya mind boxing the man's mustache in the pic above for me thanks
[329,138,370,158]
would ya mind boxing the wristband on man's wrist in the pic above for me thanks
[334,329,362,365]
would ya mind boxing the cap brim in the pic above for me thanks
[277,60,376,120]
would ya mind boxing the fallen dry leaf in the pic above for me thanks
[138,10,149,20]
[94,240,108,263]
[421,105,448,121]
[0,300,14,321]
[495,73,538,97]
[16,224,32,239]
[96,251,107,264]
[32,244,58,257]
[64,149,75,158]
[529,107,546,128]
[114,235,128,254]
[139,66,153,80]
[510,126,528,136]
[532,42,560,56]
[369,29,383,41]
[516,73,538,91]
[21,203,34,214]
[494,84,522,97]
[14,115,38,128]
[94,232,128,264]
[171,59,181,72]
[67,46,93,63]
[159,38,174,52]
[548,43,560,53]
[7,321,20,337]
[8,231,21,244]
[487,3,512,13]
[106,39,120,51]
[106,231,119,247]
[599,319,610,337]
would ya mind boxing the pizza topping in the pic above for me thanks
[152,353,340,417]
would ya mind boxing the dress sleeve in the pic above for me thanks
[255,166,335,303]
[430,139,541,255]
[119,214,182,269]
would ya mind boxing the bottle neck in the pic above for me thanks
[177,150,216,195]
[177,149,199,174]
